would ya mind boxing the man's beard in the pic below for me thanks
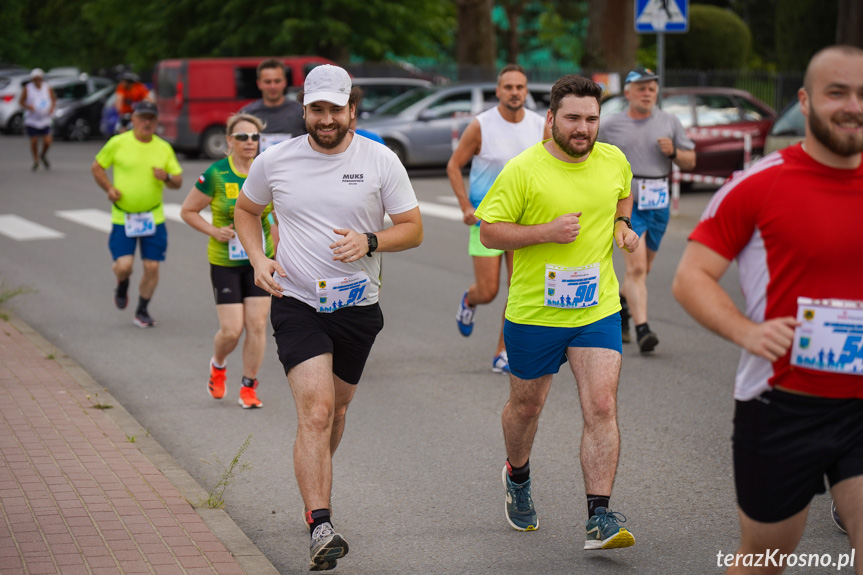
[308,120,350,150]
[809,102,863,157]
[551,121,596,159]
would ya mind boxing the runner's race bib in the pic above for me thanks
[636,177,669,210]
[124,211,156,237]
[544,263,599,309]
[228,230,266,261]
[791,297,863,375]
[316,271,370,313]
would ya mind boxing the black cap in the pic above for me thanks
[121,72,140,82]
[133,101,158,116]
[624,66,659,85]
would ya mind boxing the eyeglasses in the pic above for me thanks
[230,132,260,142]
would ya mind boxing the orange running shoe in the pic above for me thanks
[239,380,262,409]
[208,361,226,399]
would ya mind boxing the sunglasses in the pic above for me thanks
[231,132,260,142]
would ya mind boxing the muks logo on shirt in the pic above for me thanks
[342,173,364,185]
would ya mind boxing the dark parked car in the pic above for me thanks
[356,82,552,167]
[601,86,776,178]
[764,100,804,155]
[52,77,116,140]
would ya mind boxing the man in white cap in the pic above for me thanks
[19,68,56,171]
[235,64,423,571]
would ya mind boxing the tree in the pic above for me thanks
[836,0,863,48]
[665,5,751,69]
[581,0,637,71]
[775,0,837,71]
[498,0,530,63]
[455,0,496,80]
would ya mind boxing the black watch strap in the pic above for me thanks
[614,216,632,230]
[364,232,378,256]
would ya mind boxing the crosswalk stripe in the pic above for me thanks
[0,214,65,241]
[55,209,113,233]
[163,203,212,225]
[417,200,462,222]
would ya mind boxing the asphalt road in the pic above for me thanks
[0,136,854,574]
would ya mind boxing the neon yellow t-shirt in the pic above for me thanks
[474,141,631,328]
[95,131,182,225]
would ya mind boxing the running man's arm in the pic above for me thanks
[18,86,28,109]
[613,193,639,253]
[479,212,583,251]
[331,206,423,263]
[91,160,120,202]
[672,240,798,362]
[446,119,482,225]
[235,192,287,296]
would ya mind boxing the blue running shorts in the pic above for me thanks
[503,314,622,380]
[631,205,669,252]
[109,223,167,261]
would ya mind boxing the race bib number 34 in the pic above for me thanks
[544,263,599,309]
[124,211,156,237]
[791,297,863,375]
[316,271,370,313]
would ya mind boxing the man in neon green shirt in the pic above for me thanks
[91,101,183,328]
[475,75,640,551]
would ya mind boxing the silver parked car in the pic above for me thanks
[0,71,32,134]
[352,77,434,119]
[356,82,552,167]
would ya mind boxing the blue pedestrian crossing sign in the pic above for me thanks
[635,0,689,33]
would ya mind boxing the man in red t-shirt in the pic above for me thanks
[673,45,863,574]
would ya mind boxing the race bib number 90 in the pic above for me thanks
[316,271,370,313]
[544,263,599,309]
[791,297,863,375]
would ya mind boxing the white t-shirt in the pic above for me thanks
[23,82,53,129]
[242,132,418,308]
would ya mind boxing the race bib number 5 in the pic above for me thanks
[791,297,863,375]
[544,263,599,309]
[316,271,370,313]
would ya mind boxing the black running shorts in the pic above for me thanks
[733,389,863,522]
[210,264,268,305]
[270,296,384,385]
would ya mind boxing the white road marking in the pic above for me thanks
[0,214,65,241]
[55,209,113,233]
[417,200,462,222]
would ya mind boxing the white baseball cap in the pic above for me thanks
[303,65,351,106]
[30,68,44,79]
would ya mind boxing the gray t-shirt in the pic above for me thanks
[598,109,694,178]
[239,99,306,151]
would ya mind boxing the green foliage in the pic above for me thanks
[664,5,752,69]
[0,0,30,66]
[774,0,838,71]
[196,434,253,509]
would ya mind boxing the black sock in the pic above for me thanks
[620,295,630,320]
[307,508,331,535]
[136,297,149,315]
[116,279,129,297]
[506,459,530,485]
[587,494,610,518]
[635,322,651,339]
[241,376,257,388]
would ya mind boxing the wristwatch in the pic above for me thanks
[163,173,171,183]
[614,216,633,230]
[364,232,378,256]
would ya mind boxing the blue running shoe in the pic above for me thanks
[492,351,510,374]
[831,499,847,534]
[502,465,537,531]
[584,507,635,550]
[309,522,348,571]
[456,291,476,337]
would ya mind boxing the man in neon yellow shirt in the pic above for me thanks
[91,101,183,328]
[475,75,640,551]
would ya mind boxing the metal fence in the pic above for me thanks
[346,62,804,112]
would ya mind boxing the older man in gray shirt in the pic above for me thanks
[598,67,695,354]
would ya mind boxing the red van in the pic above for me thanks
[155,56,335,158]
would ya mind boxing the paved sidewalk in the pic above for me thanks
[0,313,280,575]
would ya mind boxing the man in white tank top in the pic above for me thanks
[18,68,56,171]
[447,64,550,374]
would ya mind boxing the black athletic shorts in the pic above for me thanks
[270,296,384,385]
[210,264,268,305]
[733,388,863,523]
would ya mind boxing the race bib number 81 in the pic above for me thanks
[791,297,863,375]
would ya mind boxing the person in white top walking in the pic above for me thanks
[19,68,56,172]
[447,64,550,373]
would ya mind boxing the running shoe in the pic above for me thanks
[309,522,348,571]
[637,330,659,354]
[238,382,262,409]
[584,507,635,550]
[208,361,226,400]
[831,499,847,534]
[456,290,476,337]
[492,351,511,374]
[114,286,128,310]
[133,310,156,328]
[41,153,50,170]
[502,465,537,531]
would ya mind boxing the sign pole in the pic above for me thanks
[657,31,665,106]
